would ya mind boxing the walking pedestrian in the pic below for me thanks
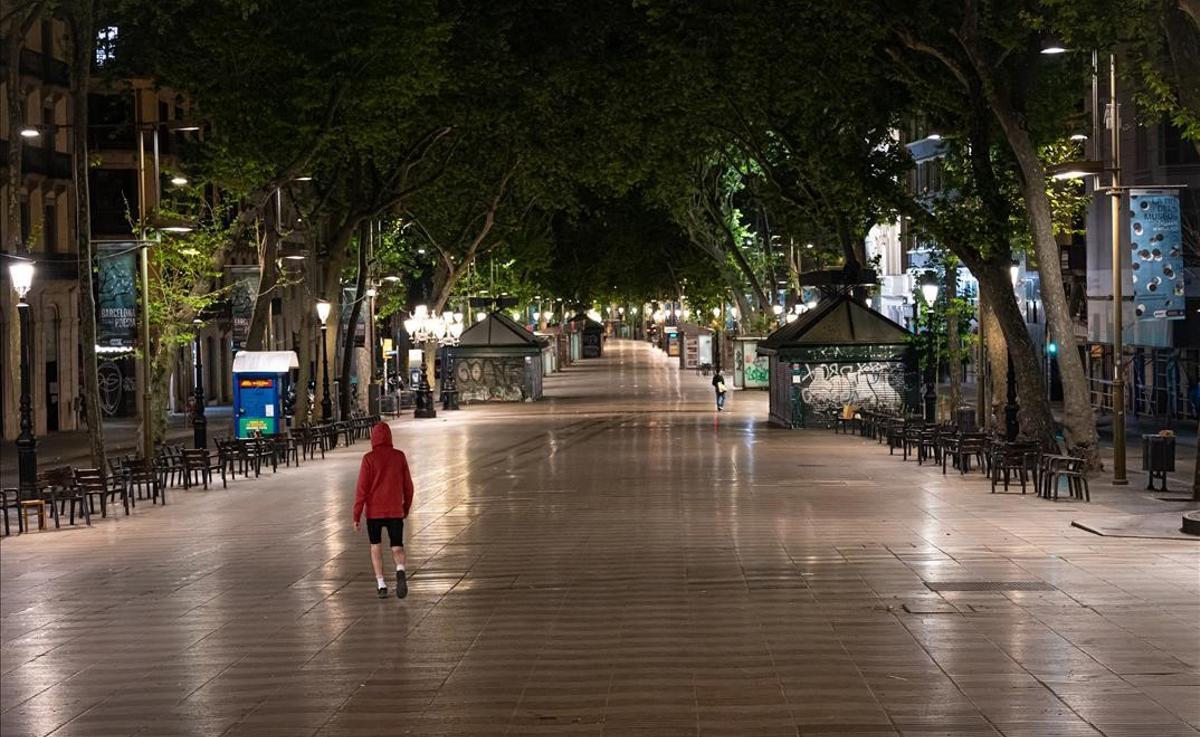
[712,372,727,411]
[352,421,414,599]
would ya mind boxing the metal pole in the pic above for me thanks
[137,128,153,458]
[1109,53,1127,485]
[193,329,206,449]
[15,300,38,499]
[320,323,332,421]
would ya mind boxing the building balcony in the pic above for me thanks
[0,42,71,88]
[0,140,72,181]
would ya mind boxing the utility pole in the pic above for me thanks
[1108,53,1127,485]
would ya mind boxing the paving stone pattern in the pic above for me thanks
[1,340,1198,737]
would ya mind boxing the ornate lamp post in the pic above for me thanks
[192,317,206,448]
[404,306,438,419]
[8,260,37,499]
[402,306,464,417]
[440,311,464,411]
[919,278,940,422]
[316,299,333,422]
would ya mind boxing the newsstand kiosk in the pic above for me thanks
[231,351,299,438]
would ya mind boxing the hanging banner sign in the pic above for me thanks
[228,265,260,351]
[1129,189,1185,321]
[96,241,139,351]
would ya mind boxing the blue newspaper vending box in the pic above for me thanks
[231,351,299,438]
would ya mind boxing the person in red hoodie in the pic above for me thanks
[352,422,415,599]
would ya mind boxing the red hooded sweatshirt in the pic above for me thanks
[352,422,414,522]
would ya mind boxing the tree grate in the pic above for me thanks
[924,581,1057,592]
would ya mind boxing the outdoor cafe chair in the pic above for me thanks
[75,467,129,517]
[1041,454,1090,501]
[180,448,221,490]
[1,488,21,535]
[39,466,89,528]
[916,426,941,466]
[990,441,1037,494]
[127,458,165,505]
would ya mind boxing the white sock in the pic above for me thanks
[396,563,405,572]
[376,576,386,588]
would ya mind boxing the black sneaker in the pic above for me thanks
[377,586,388,599]
[395,570,408,599]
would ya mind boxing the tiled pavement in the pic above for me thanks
[1,340,1197,737]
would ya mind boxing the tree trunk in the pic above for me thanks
[971,256,1056,446]
[67,1,106,468]
[338,222,368,418]
[4,4,35,442]
[295,238,315,425]
[981,297,1007,429]
[245,216,278,351]
[965,49,1099,460]
[945,258,962,413]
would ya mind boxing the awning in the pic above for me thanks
[232,350,299,374]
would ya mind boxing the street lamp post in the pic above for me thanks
[9,260,37,499]
[1044,46,1127,483]
[920,279,940,422]
[1106,54,1128,485]
[316,300,333,422]
[192,318,206,449]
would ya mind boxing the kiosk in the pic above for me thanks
[231,351,299,437]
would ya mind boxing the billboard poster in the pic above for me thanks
[1129,189,1185,321]
[96,241,138,350]
[228,265,260,351]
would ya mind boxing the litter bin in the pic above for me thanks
[1141,434,1176,491]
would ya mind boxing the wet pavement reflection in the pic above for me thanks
[2,340,1197,736]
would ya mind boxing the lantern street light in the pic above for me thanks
[8,259,37,499]
[192,317,207,449]
[919,277,940,422]
[403,305,465,417]
[316,299,333,422]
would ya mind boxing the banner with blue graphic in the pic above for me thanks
[1129,189,1185,321]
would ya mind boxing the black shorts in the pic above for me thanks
[366,518,404,546]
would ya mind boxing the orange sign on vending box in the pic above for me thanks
[238,378,274,389]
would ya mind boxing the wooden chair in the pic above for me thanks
[38,466,90,527]
[155,444,185,488]
[916,426,941,466]
[213,439,240,488]
[127,458,165,505]
[949,433,988,475]
[180,448,220,490]
[2,488,22,535]
[75,467,129,517]
[274,432,300,467]
[990,442,1036,494]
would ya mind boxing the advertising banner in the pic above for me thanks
[96,241,139,350]
[1129,189,1185,321]
[228,265,260,351]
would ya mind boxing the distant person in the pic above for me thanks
[712,372,727,411]
[352,422,415,599]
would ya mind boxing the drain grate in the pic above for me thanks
[924,581,1057,592]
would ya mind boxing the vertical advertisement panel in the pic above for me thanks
[228,266,260,351]
[1129,189,1185,321]
[96,242,139,350]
